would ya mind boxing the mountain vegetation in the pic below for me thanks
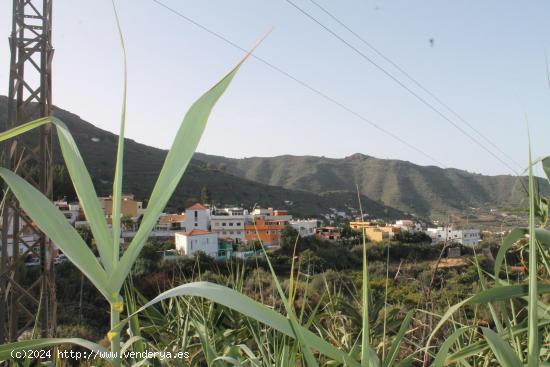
[195,152,549,218]
[3,96,546,220]
[0,96,403,219]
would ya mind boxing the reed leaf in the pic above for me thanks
[0,168,112,300]
[542,156,550,182]
[447,320,550,363]
[110,0,128,269]
[52,117,114,272]
[481,327,523,367]
[0,116,114,271]
[433,327,472,367]
[383,310,413,367]
[122,281,360,366]
[428,282,550,351]
[112,54,250,292]
[527,139,540,367]
[0,117,49,140]
[494,228,527,276]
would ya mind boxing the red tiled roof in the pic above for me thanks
[179,229,211,237]
[187,203,207,210]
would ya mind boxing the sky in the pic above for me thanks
[1,1,550,176]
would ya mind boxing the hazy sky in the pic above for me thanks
[1,1,549,176]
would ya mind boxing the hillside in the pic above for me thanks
[194,152,548,218]
[0,96,404,219]
[2,96,543,219]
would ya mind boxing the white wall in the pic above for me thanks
[175,232,218,257]
[290,220,318,237]
[184,208,210,231]
[427,226,480,246]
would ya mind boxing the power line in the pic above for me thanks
[285,0,520,175]
[151,0,446,167]
[306,0,523,172]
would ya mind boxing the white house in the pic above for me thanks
[54,200,80,226]
[427,226,481,246]
[460,229,482,246]
[290,219,318,237]
[251,208,292,222]
[184,203,210,231]
[394,220,422,233]
[210,207,248,243]
[175,229,218,257]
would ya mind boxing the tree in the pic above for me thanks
[53,165,76,201]
[200,186,211,205]
[340,224,356,239]
[299,249,326,271]
[121,215,135,231]
[132,241,162,278]
[280,225,300,253]
[393,231,432,244]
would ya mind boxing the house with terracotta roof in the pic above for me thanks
[184,203,210,231]
[175,229,218,257]
[156,213,186,231]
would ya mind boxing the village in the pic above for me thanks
[1,193,480,266]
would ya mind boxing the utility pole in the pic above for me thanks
[0,0,55,342]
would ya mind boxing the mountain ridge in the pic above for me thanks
[1,96,545,219]
[0,96,405,220]
[193,152,544,218]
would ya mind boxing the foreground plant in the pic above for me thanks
[1,4,549,365]
[426,155,550,367]
[0,4,259,361]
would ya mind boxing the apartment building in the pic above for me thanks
[289,219,318,237]
[427,226,481,246]
[98,194,144,219]
[210,207,248,243]
[349,221,400,241]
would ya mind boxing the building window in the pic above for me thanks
[222,223,226,226]
[194,223,197,227]
[194,211,198,219]
[229,223,233,226]
[236,222,241,226]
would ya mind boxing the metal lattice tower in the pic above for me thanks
[0,0,55,342]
